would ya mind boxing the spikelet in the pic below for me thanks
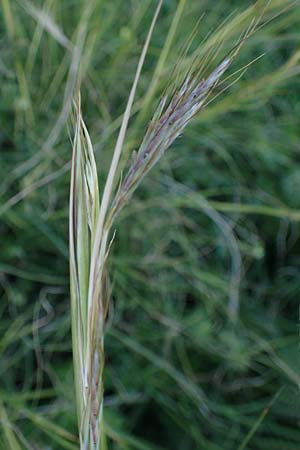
[110,32,251,221]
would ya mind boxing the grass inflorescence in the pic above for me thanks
[1,0,300,449]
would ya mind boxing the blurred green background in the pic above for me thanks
[1,0,300,449]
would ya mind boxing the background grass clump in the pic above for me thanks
[1,0,300,449]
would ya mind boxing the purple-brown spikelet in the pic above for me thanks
[111,54,234,219]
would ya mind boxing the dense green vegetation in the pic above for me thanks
[1,0,300,449]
